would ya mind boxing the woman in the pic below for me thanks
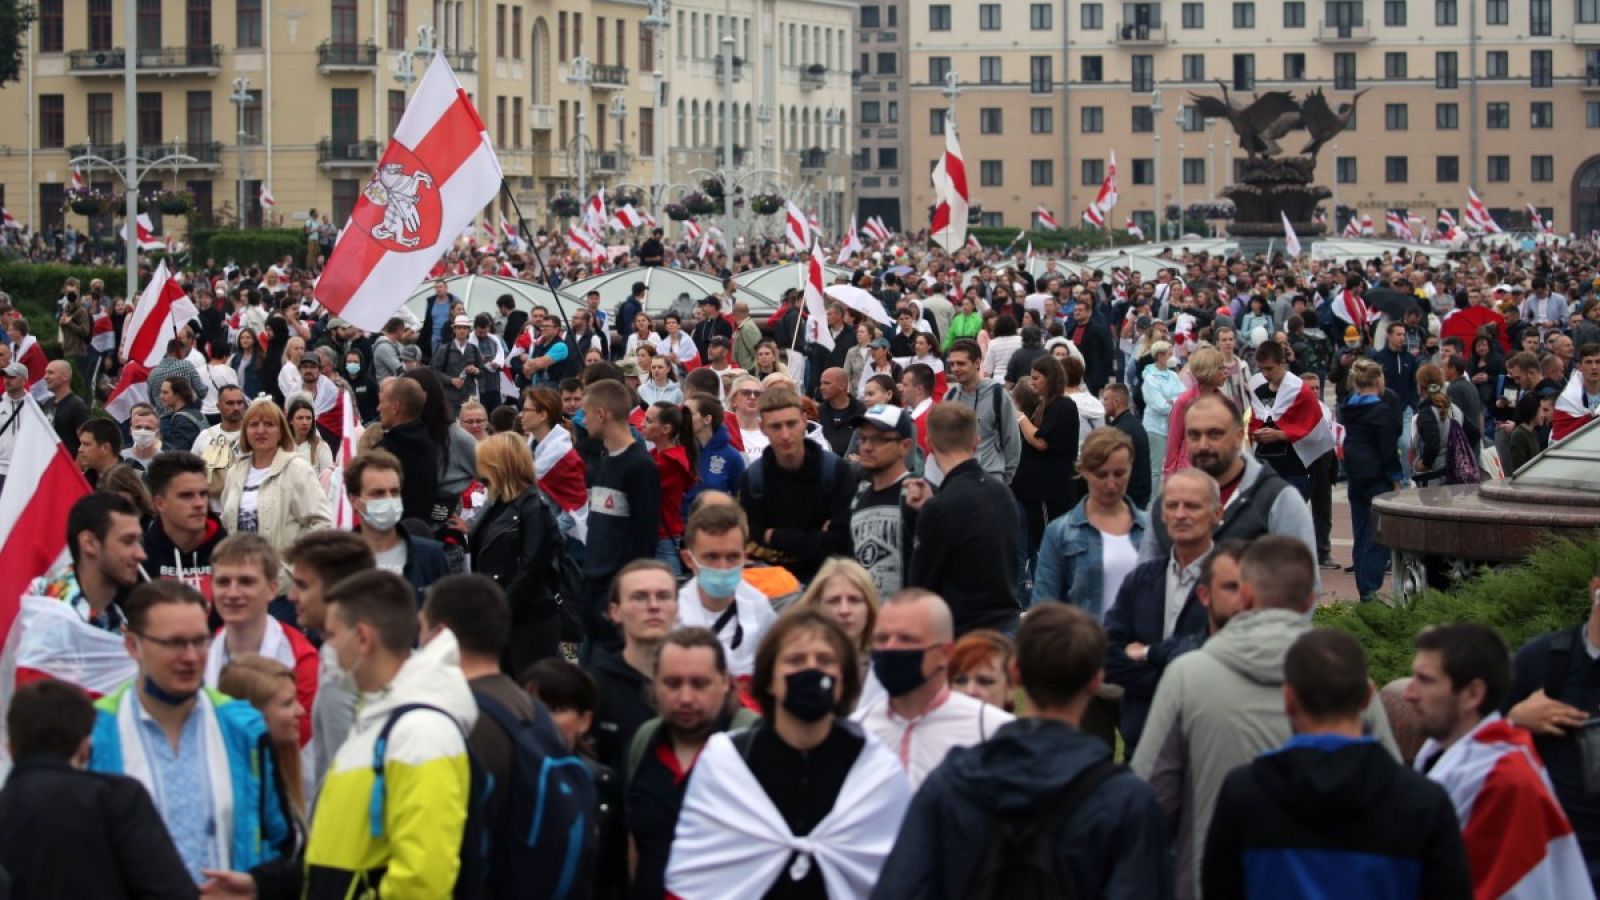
[753,340,789,379]
[218,655,308,827]
[624,312,659,359]
[1164,345,1226,477]
[654,312,699,368]
[945,295,983,349]
[683,392,745,512]
[403,368,478,530]
[1061,356,1105,455]
[797,557,883,711]
[1340,358,1404,600]
[1013,356,1080,553]
[1411,362,1476,486]
[1467,333,1504,436]
[157,375,206,452]
[222,399,332,556]
[947,630,1016,712]
[232,328,265,399]
[201,337,241,426]
[520,387,589,546]
[261,316,290,404]
[285,396,334,480]
[1505,391,1547,473]
[470,432,560,671]
[666,610,911,899]
[639,355,684,406]
[457,399,491,442]
[981,314,1022,381]
[1239,294,1275,338]
[856,339,902,400]
[634,341,661,379]
[843,323,874,390]
[1140,341,1183,493]
[861,373,901,409]
[1032,428,1147,616]
[345,349,379,423]
[643,402,697,575]
[909,331,944,375]
[730,374,769,463]
[276,335,308,403]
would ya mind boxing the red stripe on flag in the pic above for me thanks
[1462,750,1576,899]
[0,451,89,638]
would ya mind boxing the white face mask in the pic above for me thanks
[131,428,158,449]
[361,497,404,532]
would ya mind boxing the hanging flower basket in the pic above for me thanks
[111,191,151,214]
[550,195,581,218]
[66,188,111,216]
[612,192,644,210]
[683,192,716,216]
[157,190,196,215]
[701,177,725,199]
[665,203,691,221]
[750,193,783,216]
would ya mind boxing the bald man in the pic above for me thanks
[851,589,1014,788]
[817,366,865,455]
[41,359,90,457]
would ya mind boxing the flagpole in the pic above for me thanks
[500,180,573,334]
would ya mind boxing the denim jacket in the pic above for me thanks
[1030,497,1149,616]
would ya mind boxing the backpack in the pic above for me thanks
[1443,418,1482,485]
[536,494,587,643]
[961,759,1124,900]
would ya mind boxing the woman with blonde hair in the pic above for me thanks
[469,432,561,670]
[218,654,308,827]
[221,399,331,556]
[1411,362,1477,486]
[798,557,884,711]
[1341,358,1404,598]
[1163,345,1227,476]
[1033,427,1148,616]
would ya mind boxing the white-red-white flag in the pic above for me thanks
[966,234,982,251]
[784,201,812,254]
[609,204,643,231]
[685,219,703,241]
[89,311,115,354]
[1,209,19,230]
[584,188,608,236]
[328,389,365,529]
[1466,188,1502,234]
[929,117,970,251]
[1125,217,1145,241]
[122,213,163,251]
[104,361,151,422]
[0,398,92,641]
[314,52,503,331]
[1524,203,1545,232]
[567,224,600,260]
[1281,211,1301,257]
[10,336,47,400]
[1386,210,1414,241]
[1082,204,1105,227]
[500,218,526,250]
[802,244,833,350]
[1343,217,1361,238]
[1034,207,1059,231]
[1095,152,1120,212]
[1247,371,1332,467]
[68,168,85,191]
[119,260,198,368]
[807,210,821,237]
[1552,369,1599,445]
[836,216,863,264]
[259,184,275,209]
[1332,288,1374,327]
[869,217,892,243]
[1360,214,1376,236]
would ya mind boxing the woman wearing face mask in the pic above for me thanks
[344,350,379,423]
[667,609,911,899]
[469,433,561,673]
[222,399,331,557]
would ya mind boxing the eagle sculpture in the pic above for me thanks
[1190,81,1304,157]
[1299,87,1371,155]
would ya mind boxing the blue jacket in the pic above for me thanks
[684,425,746,514]
[1031,497,1149,615]
[401,530,452,605]
[90,684,289,875]
[1102,558,1209,754]
[1371,347,1420,410]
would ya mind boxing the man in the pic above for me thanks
[1104,470,1219,755]
[943,339,1021,484]
[1193,539,1248,636]
[1374,322,1421,478]
[730,302,761,371]
[191,383,246,507]
[675,503,776,679]
[146,335,208,407]
[1203,630,1471,900]
[421,278,460,357]
[376,377,441,523]
[691,296,733,361]
[371,316,409,380]
[639,227,666,267]
[1101,382,1153,509]
[570,308,609,361]
[1407,624,1593,899]
[703,335,737,377]
[40,359,88,456]
[1247,340,1336,498]
[1139,395,1318,576]
[1068,296,1116,393]
[0,361,28,494]
[889,307,922,358]
[141,451,227,599]
[431,314,482,414]
[1524,277,1570,336]
[909,403,1020,635]
[616,283,647,351]
[0,680,196,897]
[626,628,761,900]
[76,418,122,488]
[283,530,376,787]
[848,404,919,596]
[1552,343,1600,444]
[1444,354,1484,448]
[88,581,290,883]
[582,379,661,642]
[900,363,937,452]
[854,589,1015,788]
[306,570,477,897]
[523,315,575,386]
[345,449,450,600]
[29,492,146,632]
[469,313,505,411]
[1133,536,1397,900]
[590,560,679,775]
[738,388,855,584]
[872,603,1171,899]
[816,367,864,455]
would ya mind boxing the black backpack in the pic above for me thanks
[961,759,1123,900]
[534,493,587,643]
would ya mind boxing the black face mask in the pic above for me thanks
[143,675,198,707]
[871,647,930,697]
[781,669,838,722]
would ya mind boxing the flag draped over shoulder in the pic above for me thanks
[1551,370,1598,444]
[1246,371,1335,467]
[0,396,93,637]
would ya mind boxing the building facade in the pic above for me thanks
[906,0,1600,237]
[852,0,910,230]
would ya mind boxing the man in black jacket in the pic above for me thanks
[690,296,733,362]
[588,560,679,775]
[738,388,856,585]
[1203,630,1470,899]
[0,679,196,898]
[1068,296,1116,393]
[376,377,441,524]
[907,403,1020,635]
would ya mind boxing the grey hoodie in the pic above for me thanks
[1131,609,1398,900]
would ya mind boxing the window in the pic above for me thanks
[929,108,946,133]
[980,4,1001,29]
[1082,3,1103,28]
[860,5,879,27]
[1182,2,1204,27]
[1531,51,1552,88]
[1083,159,1104,185]
[330,0,356,45]
[1081,107,1103,132]
[979,108,1002,133]
[1589,102,1600,128]
[1334,53,1356,90]
[1030,56,1052,93]
[887,101,898,123]
[1486,156,1510,182]
[136,0,160,48]
[929,57,951,84]
[979,57,1001,83]
[88,0,112,50]
[929,5,951,30]
[513,7,523,59]
[1131,159,1154,185]
[241,89,262,142]
[558,12,567,61]
[332,179,361,224]
[1180,105,1204,130]
[387,0,405,49]
[1233,54,1255,90]
[1531,102,1553,128]
[1487,102,1509,128]
[1486,0,1507,24]
[1284,53,1305,80]
[87,93,113,145]
[38,0,61,52]
[1031,160,1054,186]
[329,89,356,145]
[1183,158,1205,184]
[186,90,212,145]
[980,160,1003,186]
[1183,54,1205,81]
[1027,108,1051,133]
[236,0,260,46]
[1385,104,1408,130]
[889,5,897,25]
[1582,0,1600,22]
[1436,102,1458,129]
[387,90,404,136]
[1385,156,1408,183]
[1131,55,1153,92]
[1132,106,1154,132]
[1531,155,1553,182]
[1082,56,1103,83]
[1283,0,1305,25]
[496,5,506,58]
[1031,3,1053,28]
[1385,0,1407,25]
[878,148,898,169]
[860,101,881,124]
[1233,2,1256,26]
[1435,0,1456,25]
[1485,51,1507,79]
[136,92,162,146]
[1336,157,1357,183]
[38,95,63,148]
[1435,52,1457,88]
[495,96,507,146]
[877,52,896,74]
[1385,53,1407,80]
[182,0,209,46]
[1529,0,1551,34]
[1436,156,1459,182]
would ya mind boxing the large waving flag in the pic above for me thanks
[1466,188,1503,234]
[119,259,198,368]
[784,201,812,254]
[1096,151,1120,211]
[259,184,276,209]
[1082,204,1105,227]
[609,204,644,231]
[1551,370,1598,444]
[0,398,92,639]
[1386,210,1414,241]
[1125,217,1145,241]
[122,213,163,251]
[1332,288,1374,328]
[1343,217,1361,238]
[315,52,502,330]
[1034,206,1059,231]
[1281,211,1301,256]
[801,243,834,349]
[836,215,863,264]
[929,117,969,251]
[11,335,47,399]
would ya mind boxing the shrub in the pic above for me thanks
[965,225,1143,251]
[1315,536,1600,685]
[190,228,304,268]
[1,262,128,357]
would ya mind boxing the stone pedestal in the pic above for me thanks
[1223,155,1330,239]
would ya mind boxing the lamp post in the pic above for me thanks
[122,0,136,287]
[1177,121,1186,240]
[1151,88,1163,240]
[720,0,736,244]
[567,56,593,201]
[608,94,627,161]
[70,140,196,305]
[1206,119,1216,204]
[642,0,669,225]
[229,77,252,230]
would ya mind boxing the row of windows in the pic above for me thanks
[35,0,413,54]
[926,0,1598,32]
[954,154,1564,190]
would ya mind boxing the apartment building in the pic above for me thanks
[852,0,909,229]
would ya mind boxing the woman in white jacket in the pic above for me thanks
[1140,342,1183,496]
[222,398,333,558]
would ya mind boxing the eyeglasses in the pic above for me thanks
[736,389,762,398]
[137,632,210,652]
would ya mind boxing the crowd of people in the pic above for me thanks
[0,229,1597,898]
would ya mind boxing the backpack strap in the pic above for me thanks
[992,384,1007,453]
[370,703,467,839]
[1545,626,1580,700]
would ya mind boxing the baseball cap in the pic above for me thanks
[298,355,322,369]
[849,404,914,439]
[698,295,721,308]
[328,316,351,329]
[618,359,644,379]
[868,337,891,350]
[1,362,27,379]
[708,335,731,348]
[398,344,423,362]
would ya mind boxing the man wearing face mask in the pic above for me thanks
[676,504,776,682]
[852,590,1014,789]
[346,450,450,604]
[122,403,164,471]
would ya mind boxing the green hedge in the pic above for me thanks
[189,228,306,268]
[1315,536,1600,685]
[967,225,1145,251]
[1,263,128,356]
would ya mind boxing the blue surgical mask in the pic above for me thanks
[345,363,361,376]
[693,554,743,599]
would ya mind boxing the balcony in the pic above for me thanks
[139,141,224,167]
[1576,18,1600,44]
[446,49,477,72]
[799,148,828,173]
[1584,72,1600,92]
[715,56,743,83]
[69,45,222,76]
[801,65,827,90]
[593,151,624,174]
[590,63,628,88]
[317,138,381,169]
[530,104,555,131]
[1315,19,1375,42]
[714,146,747,167]
[1112,22,1170,45]
[317,41,379,73]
